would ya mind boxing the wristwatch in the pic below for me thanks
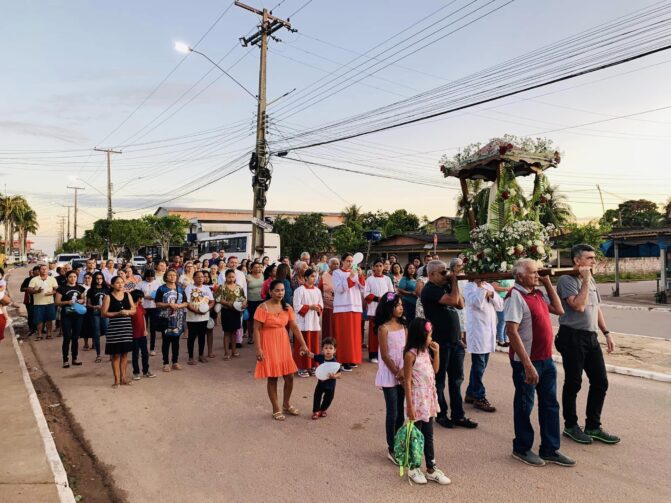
[603,330,611,337]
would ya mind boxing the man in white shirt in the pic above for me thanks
[463,280,503,412]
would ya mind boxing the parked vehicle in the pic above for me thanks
[55,253,81,268]
[131,256,147,269]
[197,232,281,263]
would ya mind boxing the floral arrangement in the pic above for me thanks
[463,221,554,274]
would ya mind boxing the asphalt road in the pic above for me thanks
[7,269,671,502]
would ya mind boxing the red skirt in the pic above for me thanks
[367,318,378,354]
[333,311,362,364]
[322,308,335,341]
[294,330,320,369]
[0,313,5,342]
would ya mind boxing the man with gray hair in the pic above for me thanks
[555,244,619,445]
[300,251,311,266]
[421,259,478,429]
[505,258,574,467]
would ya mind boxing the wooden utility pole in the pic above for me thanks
[596,184,606,214]
[94,148,122,220]
[61,205,73,241]
[235,1,294,257]
[57,216,66,249]
[66,186,84,239]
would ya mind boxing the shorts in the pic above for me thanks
[33,304,57,324]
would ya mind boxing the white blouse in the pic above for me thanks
[332,268,364,314]
[364,274,395,317]
[293,285,324,331]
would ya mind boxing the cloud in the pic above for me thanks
[0,121,88,144]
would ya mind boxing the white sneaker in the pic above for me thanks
[425,467,451,485]
[370,358,379,364]
[408,468,427,484]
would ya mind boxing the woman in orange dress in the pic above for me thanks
[254,279,309,421]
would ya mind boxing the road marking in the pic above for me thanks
[601,303,671,313]
[550,326,669,342]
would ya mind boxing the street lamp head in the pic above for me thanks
[174,41,192,54]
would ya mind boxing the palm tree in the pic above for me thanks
[341,204,362,226]
[536,184,574,231]
[16,206,38,258]
[0,195,28,254]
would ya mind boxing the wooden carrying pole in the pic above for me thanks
[456,267,580,282]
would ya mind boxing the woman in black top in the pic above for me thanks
[102,275,136,387]
[86,272,109,363]
[55,270,86,368]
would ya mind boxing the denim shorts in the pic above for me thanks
[33,304,57,324]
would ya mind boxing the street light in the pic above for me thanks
[173,41,257,100]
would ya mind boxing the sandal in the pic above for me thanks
[272,412,286,421]
[95,356,102,363]
[35,336,43,341]
[46,335,53,340]
[312,412,320,420]
[112,383,119,389]
[232,352,241,358]
[283,405,300,416]
[223,355,231,361]
[319,411,327,417]
[208,354,216,358]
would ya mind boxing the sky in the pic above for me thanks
[2,0,671,254]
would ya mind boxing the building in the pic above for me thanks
[370,233,469,266]
[425,216,457,234]
[154,206,344,237]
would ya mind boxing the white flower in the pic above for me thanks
[536,245,545,255]
[484,248,492,255]
[534,240,543,247]
[515,244,524,252]
[499,261,507,272]
[526,240,533,246]
[507,247,514,255]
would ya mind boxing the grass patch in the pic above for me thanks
[593,272,659,283]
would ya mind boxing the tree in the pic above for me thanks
[600,199,663,228]
[557,220,610,255]
[13,201,38,258]
[125,219,153,257]
[57,238,86,254]
[82,229,106,254]
[664,197,671,224]
[143,215,189,259]
[536,184,574,230]
[384,209,421,236]
[0,195,29,253]
[341,204,363,226]
[273,213,331,260]
[331,222,366,255]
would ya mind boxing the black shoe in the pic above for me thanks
[62,362,70,368]
[464,395,475,404]
[473,398,496,413]
[563,425,593,444]
[341,364,353,372]
[540,450,576,467]
[72,361,82,366]
[452,417,478,429]
[512,450,546,467]
[584,427,621,444]
[436,416,454,429]
[350,363,359,368]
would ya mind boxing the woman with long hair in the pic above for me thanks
[254,279,309,420]
[332,253,365,371]
[364,258,395,363]
[81,272,94,351]
[154,269,188,372]
[398,263,418,322]
[101,276,136,387]
[185,270,214,365]
[55,270,86,368]
[275,263,293,304]
[86,272,109,363]
[138,269,161,356]
[217,269,247,360]
[260,263,277,300]
[389,262,403,293]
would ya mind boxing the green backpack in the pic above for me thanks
[393,420,424,476]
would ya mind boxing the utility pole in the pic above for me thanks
[66,186,84,239]
[61,205,73,241]
[235,1,295,257]
[596,184,606,214]
[93,148,122,220]
[57,216,66,250]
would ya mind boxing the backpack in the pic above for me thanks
[393,420,424,476]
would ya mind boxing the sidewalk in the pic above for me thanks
[0,270,75,502]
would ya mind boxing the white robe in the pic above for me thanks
[332,268,364,314]
[463,281,503,354]
[364,275,394,317]
[293,285,323,331]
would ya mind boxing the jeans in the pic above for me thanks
[187,321,207,358]
[555,325,609,430]
[510,358,560,456]
[145,308,158,351]
[466,353,490,400]
[415,419,435,470]
[496,310,507,343]
[61,314,83,363]
[90,313,108,356]
[313,381,336,413]
[382,385,405,454]
[162,335,180,365]
[435,341,465,421]
[132,336,149,375]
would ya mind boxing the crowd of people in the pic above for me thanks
[12,244,620,486]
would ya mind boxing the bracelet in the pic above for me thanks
[603,331,610,337]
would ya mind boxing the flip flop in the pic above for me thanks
[283,405,300,416]
[95,356,102,363]
[272,412,286,421]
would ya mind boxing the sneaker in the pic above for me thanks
[172,363,182,370]
[473,398,496,413]
[341,364,353,372]
[150,350,156,356]
[143,372,157,378]
[584,427,621,444]
[407,468,427,485]
[72,361,82,366]
[425,467,451,485]
[163,364,171,372]
[133,373,141,381]
[512,450,546,467]
[563,425,593,444]
[370,358,379,364]
[464,394,475,404]
[387,451,400,466]
[350,364,359,368]
[62,362,70,369]
[452,417,478,429]
[540,450,576,467]
[297,370,310,378]
[436,416,454,429]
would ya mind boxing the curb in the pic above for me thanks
[6,269,77,503]
[600,303,671,313]
[495,346,671,383]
